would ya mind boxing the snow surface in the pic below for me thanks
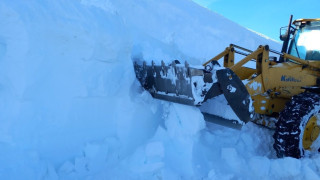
[1,0,320,179]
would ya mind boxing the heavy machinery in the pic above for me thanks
[133,16,320,158]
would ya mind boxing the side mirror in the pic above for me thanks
[280,26,288,41]
[280,15,293,62]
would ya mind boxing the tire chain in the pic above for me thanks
[273,92,320,158]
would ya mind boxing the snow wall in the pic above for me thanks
[1,0,320,179]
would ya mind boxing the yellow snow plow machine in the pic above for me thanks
[133,16,320,158]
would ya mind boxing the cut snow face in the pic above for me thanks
[1,0,320,179]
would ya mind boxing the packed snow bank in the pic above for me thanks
[0,0,162,177]
[1,0,320,179]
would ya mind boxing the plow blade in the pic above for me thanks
[133,61,220,106]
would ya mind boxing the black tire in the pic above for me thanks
[273,92,320,158]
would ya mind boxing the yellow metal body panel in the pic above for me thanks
[234,67,255,80]
[246,74,264,96]
[250,94,288,115]
[204,44,320,117]
[265,62,320,98]
[266,97,288,114]
[243,46,320,115]
[251,94,270,114]
[283,53,320,69]
[247,60,320,114]
[224,49,234,67]
[293,18,320,24]
[203,47,231,67]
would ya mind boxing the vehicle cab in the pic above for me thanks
[281,18,320,61]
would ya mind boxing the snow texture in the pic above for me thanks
[0,0,319,179]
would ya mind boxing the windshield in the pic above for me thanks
[289,21,320,60]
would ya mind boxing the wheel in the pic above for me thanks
[273,92,320,158]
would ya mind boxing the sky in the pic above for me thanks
[192,0,319,42]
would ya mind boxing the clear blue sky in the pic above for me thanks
[192,0,319,41]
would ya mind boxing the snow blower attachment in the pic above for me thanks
[133,60,253,123]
